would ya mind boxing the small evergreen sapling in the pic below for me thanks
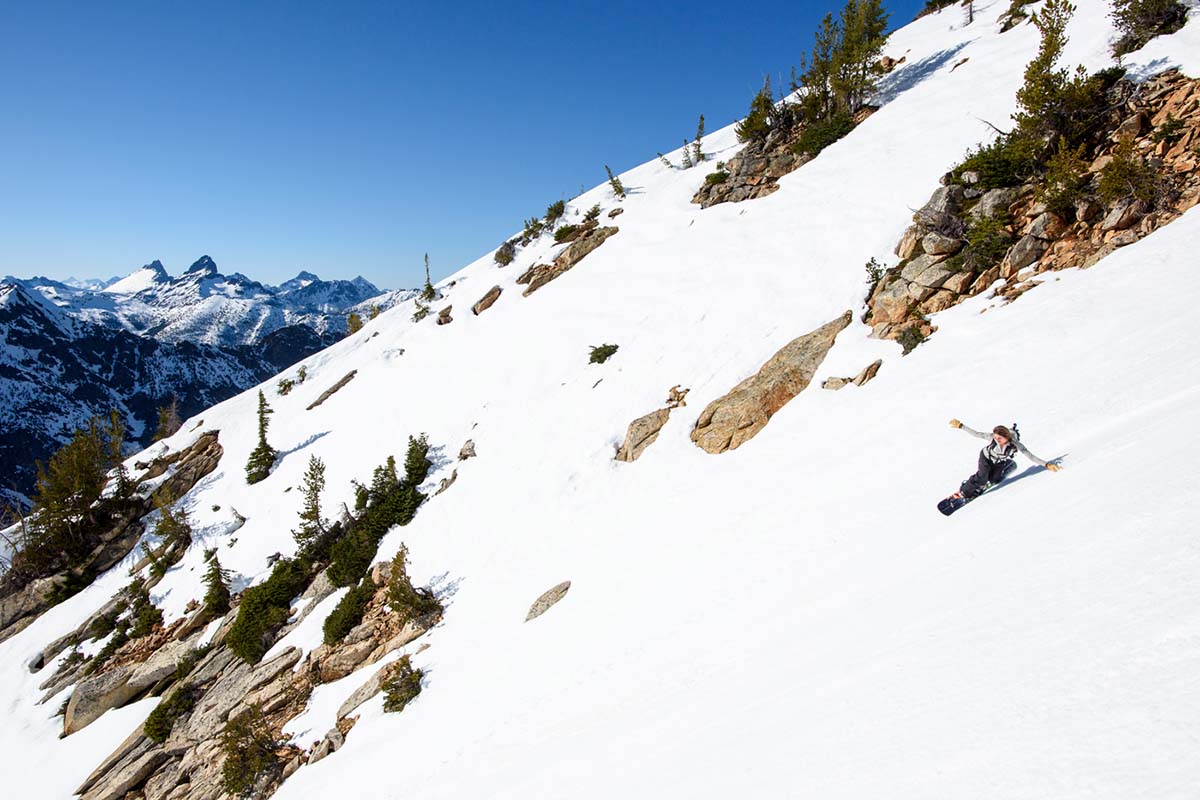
[735,77,773,143]
[203,549,231,617]
[381,655,424,713]
[387,543,442,625]
[681,139,694,169]
[1097,137,1159,206]
[154,397,182,441]
[692,114,706,164]
[545,199,566,227]
[1037,136,1089,216]
[584,204,601,223]
[421,253,436,302]
[605,165,626,199]
[244,391,277,485]
[219,706,284,799]
[589,344,619,364]
[292,455,327,551]
[494,239,517,266]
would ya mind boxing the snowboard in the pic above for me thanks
[937,482,1000,516]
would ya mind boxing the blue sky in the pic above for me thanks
[0,0,923,290]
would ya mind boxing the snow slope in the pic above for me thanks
[2,1,1199,797]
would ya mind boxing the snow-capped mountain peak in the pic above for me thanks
[103,260,170,294]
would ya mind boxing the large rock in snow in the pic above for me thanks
[691,311,852,454]
[614,408,672,462]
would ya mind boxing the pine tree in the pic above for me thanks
[403,434,431,486]
[831,0,889,115]
[421,253,436,302]
[105,410,132,500]
[605,165,626,199]
[347,312,364,334]
[681,139,694,168]
[154,397,182,441]
[244,391,276,485]
[735,76,774,143]
[152,488,192,555]
[203,549,231,616]
[800,14,839,121]
[658,152,673,168]
[1013,0,1074,142]
[692,114,706,163]
[369,304,382,320]
[292,455,327,550]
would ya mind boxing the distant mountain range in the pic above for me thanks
[0,257,415,498]
[4,255,399,347]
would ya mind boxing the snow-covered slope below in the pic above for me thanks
[2,1,1199,797]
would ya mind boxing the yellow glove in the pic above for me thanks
[949,418,962,428]
[1046,463,1061,472]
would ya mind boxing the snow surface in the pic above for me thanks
[103,265,167,295]
[2,1,1199,797]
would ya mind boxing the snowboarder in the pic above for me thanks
[948,419,1060,501]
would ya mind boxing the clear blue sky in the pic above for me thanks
[0,0,923,290]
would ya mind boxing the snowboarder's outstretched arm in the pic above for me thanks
[948,419,989,440]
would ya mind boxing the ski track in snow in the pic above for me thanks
[2,1,1200,797]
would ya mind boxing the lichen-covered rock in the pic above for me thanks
[691,311,851,454]
[970,186,1023,220]
[895,225,924,259]
[614,408,671,462]
[921,232,964,255]
[65,666,138,735]
[1100,200,1147,232]
[525,581,571,622]
[1004,234,1047,274]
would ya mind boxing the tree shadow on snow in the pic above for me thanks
[1124,56,1175,83]
[276,430,331,462]
[874,42,972,107]
[425,444,453,474]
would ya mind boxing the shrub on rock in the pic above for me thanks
[381,655,423,713]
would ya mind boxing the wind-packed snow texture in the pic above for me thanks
[2,1,1199,797]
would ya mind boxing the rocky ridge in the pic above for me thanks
[867,70,1200,342]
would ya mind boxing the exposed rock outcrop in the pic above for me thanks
[822,359,883,390]
[518,225,620,296]
[70,562,439,800]
[1,432,223,645]
[692,141,810,208]
[691,311,852,454]
[437,306,453,325]
[615,408,672,463]
[867,70,1200,342]
[471,285,502,315]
